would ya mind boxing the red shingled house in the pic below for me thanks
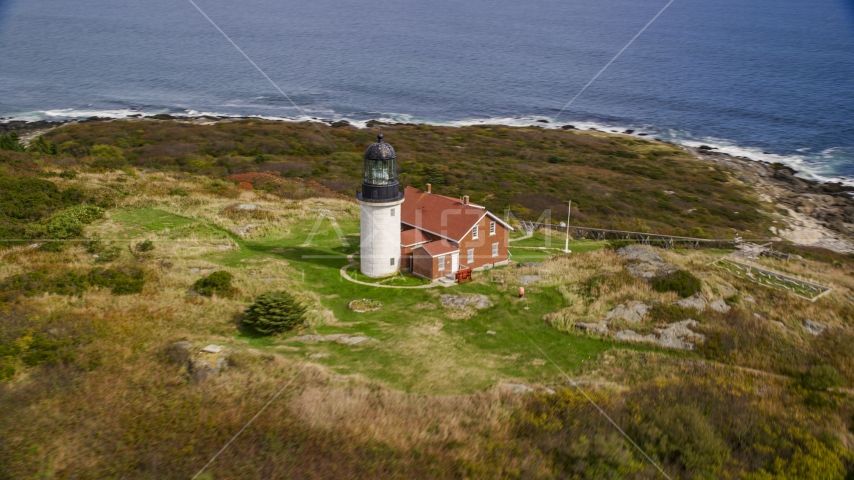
[400,185,513,280]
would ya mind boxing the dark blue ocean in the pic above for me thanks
[1,0,853,184]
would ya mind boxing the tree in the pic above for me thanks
[0,132,25,152]
[243,290,307,335]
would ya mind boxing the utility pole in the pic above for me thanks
[564,200,572,253]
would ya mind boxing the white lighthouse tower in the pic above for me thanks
[358,134,404,278]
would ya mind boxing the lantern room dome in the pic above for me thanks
[364,134,396,160]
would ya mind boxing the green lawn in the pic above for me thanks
[115,207,673,394]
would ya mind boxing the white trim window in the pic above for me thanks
[467,248,474,264]
[490,221,496,235]
[472,226,479,240]
[438,255,445,271]
[492,242,499,257]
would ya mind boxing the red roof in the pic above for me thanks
[416,239,460,257]
[400,228,431,247]
[401,186,490,241]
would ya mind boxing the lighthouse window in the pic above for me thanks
[390,257,395,266]
[391,208,395,217]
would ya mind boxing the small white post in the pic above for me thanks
[564,200,572,253]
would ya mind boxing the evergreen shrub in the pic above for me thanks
[193,271,236,297]
[651,270,702,298]
[243,290,307,335]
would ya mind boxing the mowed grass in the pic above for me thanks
[149,210,660,394]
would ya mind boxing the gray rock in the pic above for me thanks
[614,320,704,350]
[575,321,609,335]
[504,383,534,394]
[201,344,223,354]
[336,336,373,345]
[516,262,542,269]
[293,334,326,343]
[189,346,229,382]
[617,245,664,263]
[519,275,542,285]
[802,319,828,336]
[743,296,756,303]
[486,330,496,335]
[605,301,649,323]
[440,294,492,309]
[236,203,262,210]
[709,299,732,313]
[676,293,707,311]
[771,321,787,330]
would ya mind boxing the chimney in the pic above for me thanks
[463,195,469,205]
[426,183,432,194]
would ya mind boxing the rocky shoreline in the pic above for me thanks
[682,144,854,253]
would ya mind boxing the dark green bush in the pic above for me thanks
[801,365,845,391]
[243,290,307,334]
[88,268,146,295]
[28,136,58,155]
[0,132,25,152]
[193,270,236,297]
[58,170,78,180]
[135,239,155,253]
[169,187,189,196]
[26,205,105,240]
[651,270,702,298]
[1,268,145,298]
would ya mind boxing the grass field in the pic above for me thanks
[2,146,853,479]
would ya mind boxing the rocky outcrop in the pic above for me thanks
[575,321,609,335]
[605,301,649,323]
[440,294,491,309]
[292,334,376,345]
[709,299,732,313]
[614,320,705,350]
[802,319,828,336]
[189,344,229,382]
[676,293,707,311]
[617,245,678,279]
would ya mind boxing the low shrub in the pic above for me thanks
[608,239,636,250]
[192,270,237,297]
[243,290,307,334]
[801,365,845,391]
[26,205,105,240]
[134,239,155,253]
[651,270,701,298]
[168,187,189,196]
[0,267,145,298]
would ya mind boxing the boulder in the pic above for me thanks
[440,294,491,309]
[802,319,828,336]
[519,275,542,285]
[575,321,609,335]
[189,345,228,382]
[618,245,678,279]
[504,383,534,394]
[676,293,707,311]
[605,301,649,323]
[614,320,704,350]
[709,299,731,313]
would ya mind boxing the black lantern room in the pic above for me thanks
[357,134,404,202]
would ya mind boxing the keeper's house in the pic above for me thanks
[400,185,513,280]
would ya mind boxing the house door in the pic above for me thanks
[451,253,459,273]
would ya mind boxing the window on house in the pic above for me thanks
[490,221,496,235]
[467,249,474,264]
[492,243,499,257]
[390,257,395,266]
[438,255,445,270]
[391,208,395,217]
[472,226,479,239]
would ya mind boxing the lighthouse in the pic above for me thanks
[357,134,404,278]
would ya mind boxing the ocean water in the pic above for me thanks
[1,0,853,184]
